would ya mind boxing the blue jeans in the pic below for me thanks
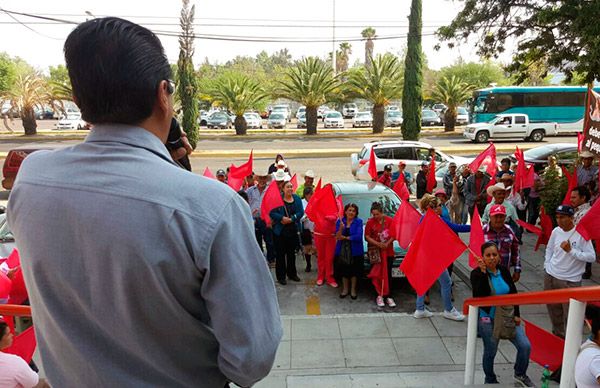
[416,269,453,312]
[254,218,275,263]
[478,318,530,383]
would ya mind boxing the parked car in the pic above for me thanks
[271,105,291,122]
[36,107,55,120]
[455,107,469,126]
[508,143,578,169]
[342,103,358,118]
[0,213,16,257]
[56,112,86,130]
[432,103,447,114]
[385,111,403,127]
[352,111,373,128]
[296,106,306,120]
[421,109,442,126]
[199,110,209,126]
[317,105,330,119]
[386,105,400,113]
[324,111,344,128]
[331,181,407,277]
[243,112,263,129]
[206,112,233,129]
[2,143,67,190]
[350,140,472,181]
[268,113,286,129]
[296,113,307,128]
[463,113,557,143]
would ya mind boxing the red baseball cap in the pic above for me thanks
[490,204,507,217]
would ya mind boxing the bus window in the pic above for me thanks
[496,94,513,112]
[474,97,486,113]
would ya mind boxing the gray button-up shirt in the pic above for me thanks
[7,125,282,388]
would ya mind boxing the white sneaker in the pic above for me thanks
[443,307,465,321]
[386,298,397,308]
[376,296,385,307]
[413,309,433,319]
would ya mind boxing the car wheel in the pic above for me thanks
[530,129,544,142]
[475,131,489,143]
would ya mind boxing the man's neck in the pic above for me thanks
[561,224,575,232]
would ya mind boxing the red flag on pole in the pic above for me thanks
[392,199,421,250]
[305,184,338,225]
[516,219,542,237]
[577,132,584,152]
[513,147,526,193]
[576,199,600,241]
[523,165,535,189]
[368,147,378,180]
[336,195,344,219]
[468,207,484,269]
[561,166,578,205]
[524,319,564,371]
[468,143,497,177]
[392,172,410,201]
[534,206,554,251]
[5,249,27,305]
[314,178,322,194]
[260,181,284,227]
[202,167,216,180]
[426,158,436,193]
[290,174,298,192]
[399,209,467,295]
[3,326,37,363]
[228,151,254,191]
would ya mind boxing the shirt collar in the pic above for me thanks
[85,124,177,166]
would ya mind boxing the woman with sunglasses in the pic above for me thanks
[334,203,364,299]
[413,194,469,321]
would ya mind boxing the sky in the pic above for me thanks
[0,0,514,73]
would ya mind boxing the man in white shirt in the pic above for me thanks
[0,321,48,388]
[571,185,594,279]
[575,305,600,387]
[543,205,596,338]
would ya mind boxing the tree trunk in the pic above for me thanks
[444,108,456,132]
[234,115,247,135]
[306,105,318,135]
[400,0,423,141]
[22,107,37,135]
[372,104,385,134]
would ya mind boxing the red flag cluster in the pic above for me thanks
[0,249,27,304]
[513,147,535,193]
[228,151,253,191]
[515,207,553,252]
[469,143,497,177]
[2,325,36,363]
[561,166,578,205]
[305,184,339,226]
[392,172,410,201]
[392,200,421,250]
[576,199,600,241]
[260,181,284,226]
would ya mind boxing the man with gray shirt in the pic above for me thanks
[7,18,281,387]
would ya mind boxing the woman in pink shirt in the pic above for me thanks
[0,321,48,388]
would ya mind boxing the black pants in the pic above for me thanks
[527,197,541,225]
[274,232,298,282]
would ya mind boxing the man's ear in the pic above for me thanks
[157,80,172,116]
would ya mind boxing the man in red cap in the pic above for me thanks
[483,204,522,282]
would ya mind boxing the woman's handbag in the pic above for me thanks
[488,276,516,340]
[367,246,381,265]
[338,240,353,266]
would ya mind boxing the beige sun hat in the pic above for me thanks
[486,182,510,197]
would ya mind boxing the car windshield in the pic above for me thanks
[387,111,401,117]
[341,193,400,218]
[270,113,284,119]
[272,106,287,111]
[457,107,468,115]
[210,113,228,120]
[356,113,371,118]
[326,112,342,118]
[422,110,437,118]
[65,114,80,120]
[298,107,305,112]
[0,215,13,241]
[243,113,258,119]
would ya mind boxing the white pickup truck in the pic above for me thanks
[463,114,558,143]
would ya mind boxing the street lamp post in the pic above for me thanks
[332,0,336,74]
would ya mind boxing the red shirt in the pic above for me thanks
[365,216,395,257]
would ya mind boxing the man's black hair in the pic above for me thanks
[501,158,511,166]
[64,17,172,124]
[572,185,591,202]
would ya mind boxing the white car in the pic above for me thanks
[386,105,400,112]
[456,107,469,126]
[296,106,306,119]
[243,112,263,129]
[324,111,344,128]
[267,113,286,129]
[350,140,472,182]
[463,113,557,143]
[56,112,86,130]
[317,105,330,119]
[385,111,403,127]
[342,103,358,118]
[352,111,373,128]
[271,105,291,122]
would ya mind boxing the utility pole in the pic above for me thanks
[332,0,336,74]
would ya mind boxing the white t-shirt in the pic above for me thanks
[301,199,314,232]
[0,351,39,388]
[575,340,600,388]
[544,227,596,282]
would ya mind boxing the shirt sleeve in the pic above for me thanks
[14,356,39,388]
[202,195,283,387]
[568,236,596,263]
[348,219,363,242]
[589,355,600,380]
[544,229,557,269]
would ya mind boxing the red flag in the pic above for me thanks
[6,249,19,268]
[484,176,496,204]
[0,271,11,299]
[392,199,421,249]
[392,172,410,201]
[400,210,467,295]
[228,151,254,191]
[260,181,284,227]
[426,158,436,193]
[561,166,578,205]
[305,184,338,227]
[513,147,526,193]
[314,178,322,194]
[468,143,497,177]
[516,219,542,237]
[524,319,564,371]
[534,206,554,251]
[468,207,484,269]
[336,195,344,219]
[202,167,216,180]
[522,165,535,189]
[4,249,27,305]
[290,174,298,192]
[3,326,37,363]
[577,132,584,152]
[368,147,378,180]
[576,199,600,241]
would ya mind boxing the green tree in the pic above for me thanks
[177,0,199,149]
[361,27,376,68]
[209,73,268,135]
[438,60,508,89]
[0,53,16,94]
[430,76,473,132]
[401,0,423,141]
[277,57,338,135]
[540,165,568,222]
[2,74,54,135]
[437,0,600,83]
[337,42,352,73]
[345,54,403,134]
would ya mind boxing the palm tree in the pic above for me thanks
[2,74,55,135]
[345,54,403,134]
[277,57,339,135]
[337,42,352,73]
[208,73,269,135]
[361,27,377,68]
[430,75,473,132]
